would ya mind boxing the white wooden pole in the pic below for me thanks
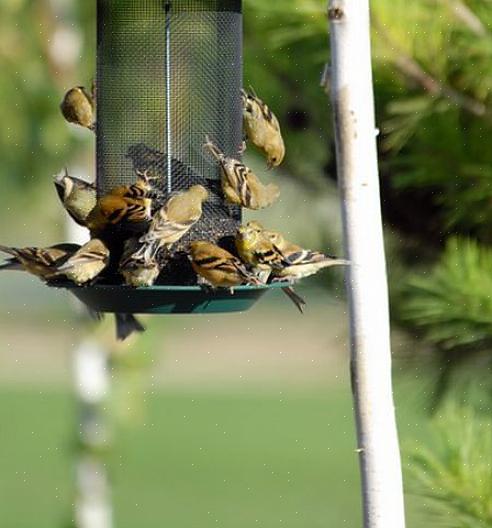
[326,1,406,526]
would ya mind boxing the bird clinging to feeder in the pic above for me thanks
[204,137,280,210]
[241,88,285,169]
[60,85,96,131]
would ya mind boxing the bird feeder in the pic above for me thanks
[63,0,275,314]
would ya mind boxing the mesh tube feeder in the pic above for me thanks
[62,0,281,314]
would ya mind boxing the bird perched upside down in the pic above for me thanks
[241,88,285,169]
[204,137,279,210]
[54,169,97,227]
[137,184,208,261]
[60,85,95,131]
[190,241,262,291]
[0,243,80,280]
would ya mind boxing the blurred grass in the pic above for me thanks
[0,376,429,528]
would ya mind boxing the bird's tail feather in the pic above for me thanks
[322,258,350,268]
[115,313,146,341]
[0,259,22,271]
[0,245,17,257]
[282,286,306,314]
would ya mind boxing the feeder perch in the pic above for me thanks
[59,0,278,314]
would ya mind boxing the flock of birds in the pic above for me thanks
[0,83,349,340]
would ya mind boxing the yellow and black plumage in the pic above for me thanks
[241,88,285,169]
[243,221,350,282]
[86,170,160,238]
[190,241,262,289]
[235,223,306,313]
[204,137,279,210]
[0,243,80,280]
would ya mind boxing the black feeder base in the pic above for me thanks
[60,283,286,315]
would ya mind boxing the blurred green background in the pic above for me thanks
[2,0,492,527]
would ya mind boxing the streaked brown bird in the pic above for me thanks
[245,221,350,282]
[190,241,262,290]
[0,243,80,280]
[204,137,279,210]
[138,184,208,260]
[119,238,161,287]
[55,239,110,286]
[235,223,306,313]
[60,86,95,131]
[241,88,285,169]
[54,169,97,227]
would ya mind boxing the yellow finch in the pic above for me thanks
[60,86,95,131]
[119,238,161,287]
[204,137,279,210]
[248,222,349,281]
[190,241,262,290]
[241,89,285,169]
[235,224,306,313]
[55,239,109,285]
[54,169,97,227]
[86,170,159,237]
[0,243,80,280]
[138,185,208,260]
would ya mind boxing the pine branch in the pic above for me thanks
[373,16,492,123]
[440,0,489,37]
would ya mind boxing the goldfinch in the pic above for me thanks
[190,241,262,289]
[60,86,95,131]
[55,239,109,285]
[247,222,350,281]
[54,169,97,227]
[204,137,279,210]
[119,239,161,287]
[241,89,285,169]
[138,185,208,260]
[235,224,306,313]
[0,243,80,280]
[86,171,156,237]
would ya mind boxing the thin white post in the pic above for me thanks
[66,210,113,528]
[326,1,406,527]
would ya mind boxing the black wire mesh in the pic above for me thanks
[96,0,242,258]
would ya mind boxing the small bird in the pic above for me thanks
[204,137,279,210]
[246,222,350,282]
[190,241,262,290]
[86,170,159,237]
[119,238,161,287]
[241,88,285,169]
[138,185,208,260]
[55,239,110,286]
[54,169,97,227]
[0,243,80,280]
[109,169,158,200]
[60,86,95,131]
[235,223,306,313]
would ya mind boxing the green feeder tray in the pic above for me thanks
[59,283,286,315]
